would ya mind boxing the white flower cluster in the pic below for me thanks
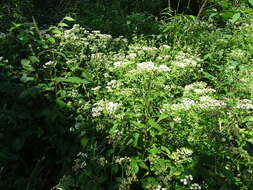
[172,147,193,163]
[153,185,167,190]
[126,53,137,59]
[198,96,225,109]
[106,80,119,92]
[68,89,79,98]
[156,55,171,61]
[43,60,55,68]
[160,44,171,49]
[168,95,225,112]
[72,152,88,172]
[92,100,122,117]
[171,51,202,68]
[184,82,216,96]
[92,100,105,117]
[137,62,171,72]
[92,86,101,92]
[228,49,246,60]
[180,175,193,185]
[97,157,108,166]
[173,117,182,123]
[63,24,81,40]
[170,98,196,111]
[190,183,202,190]
[130,46,158,52]
[113,61,131,68]
[114,156,130,164]
[236,99,253,110]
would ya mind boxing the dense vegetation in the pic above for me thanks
[1,0,253,190]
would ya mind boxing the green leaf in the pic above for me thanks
[249,0,253,6]
[231,13,240,24]
[149,147,160,155]
[80,137,89,148]
[56,98,67,108]
[169,122,175,128]
[51,29,62,34]
[133,133,140,147]
[169,167,182,176]
[141,177,159,188]
[220,11,234,20]
[157,113,168,122]
[138,161,149,170]
[21,59,30,65]
[29,56,39,63]
[148,119,164,134]
[161,146,171,155]
[127,159,139,175]
[54,77,89,84]
[48,37,56,44]
[21,59,35,72]
[64,16,75,21]
[58,22,69,27]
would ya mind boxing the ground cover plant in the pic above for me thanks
[1,1,253,190]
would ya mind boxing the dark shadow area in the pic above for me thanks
[0,31,81,190]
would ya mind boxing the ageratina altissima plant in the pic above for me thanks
[49,21,253,190]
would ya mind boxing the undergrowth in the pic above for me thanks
[0,3,253,190]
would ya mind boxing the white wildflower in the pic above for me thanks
[199,96,225,108]
[113,61,130,68]
[137,61,156,71]
[236,99,253,110]
[106,101,121,114]
[92,100,104,117]
[190,183,202,190]
[161,45,171,49]
[184,82,216,96]
[154,185,162,190]
[115,156,130,164]
[137,62,171,72]
[171,52,202,68]
[43,60,55,68]
[173,117,182,123]
[92,86,101,91]
[126,53,137,59]
[158,64,171,72]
